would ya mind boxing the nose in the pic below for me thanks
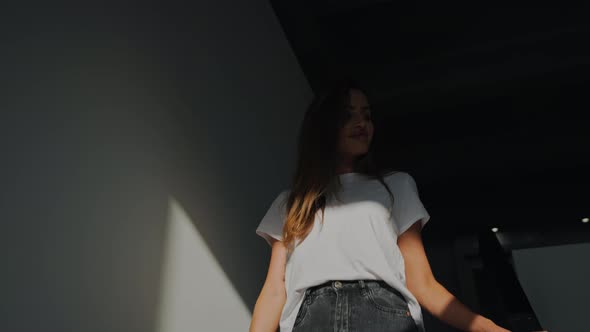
[354,120,369,132]
[349,117,366,129]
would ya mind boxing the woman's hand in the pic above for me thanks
[471,316,511,332]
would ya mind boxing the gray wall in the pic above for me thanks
[512,242,590,332]
[1,2,311,331]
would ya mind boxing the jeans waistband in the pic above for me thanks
[307,279,394,293]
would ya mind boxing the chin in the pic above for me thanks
[353,149,369,157]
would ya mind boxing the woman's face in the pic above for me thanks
[337,88,374,161]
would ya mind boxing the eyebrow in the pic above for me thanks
[347,106,371,110]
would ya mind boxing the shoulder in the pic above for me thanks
[277,188,290,197]
[382,171,422,196]
[269,188,289,199]
[383,170,411,184]
[279,188,291,200]
[272,189,291,209]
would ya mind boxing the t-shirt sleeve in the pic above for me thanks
[393,173,431,235]
[255,189,289,247]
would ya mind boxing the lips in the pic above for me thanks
[350,133,368,140]
[350,131,368,138]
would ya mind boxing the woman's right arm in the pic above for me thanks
[249,238,288,332]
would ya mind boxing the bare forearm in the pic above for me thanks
[249,285,286,332]
[413,280,497,332]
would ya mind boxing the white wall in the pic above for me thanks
[1,2,311,331]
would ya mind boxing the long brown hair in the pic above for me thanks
[281,78,397,255]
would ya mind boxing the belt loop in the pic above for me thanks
[359,280,365,289]
[303,287,311,300]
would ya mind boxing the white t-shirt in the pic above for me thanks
[255,171,431,332]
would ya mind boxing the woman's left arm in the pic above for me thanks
[397,222,511,332]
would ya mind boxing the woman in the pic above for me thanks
[250,79,510,332]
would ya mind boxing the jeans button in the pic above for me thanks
[334,281,342,288]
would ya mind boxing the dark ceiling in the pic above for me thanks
[270,2,590,237]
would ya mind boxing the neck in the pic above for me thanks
[335,168,354,175]
[335,158,357,175]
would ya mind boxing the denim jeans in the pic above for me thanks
[292,279,419,332]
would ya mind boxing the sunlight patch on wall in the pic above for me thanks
[156,196,251,332]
